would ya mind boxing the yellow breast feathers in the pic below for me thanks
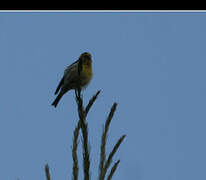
[82,63,93,78]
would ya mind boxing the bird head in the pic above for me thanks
[80,52,92,66]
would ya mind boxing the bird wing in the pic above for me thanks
[54,60,79,95]
[63,61,79,86]
[64,59,79,74]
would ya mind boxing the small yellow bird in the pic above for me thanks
[51,52,93,107]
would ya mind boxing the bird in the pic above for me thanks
[51,52,93,107]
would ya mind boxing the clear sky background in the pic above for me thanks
[0,12,206,180]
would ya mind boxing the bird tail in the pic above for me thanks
[51,93,64,108]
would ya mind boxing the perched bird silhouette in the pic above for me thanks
[51,52,93,107]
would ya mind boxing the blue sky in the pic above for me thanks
[0,12,206,180]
